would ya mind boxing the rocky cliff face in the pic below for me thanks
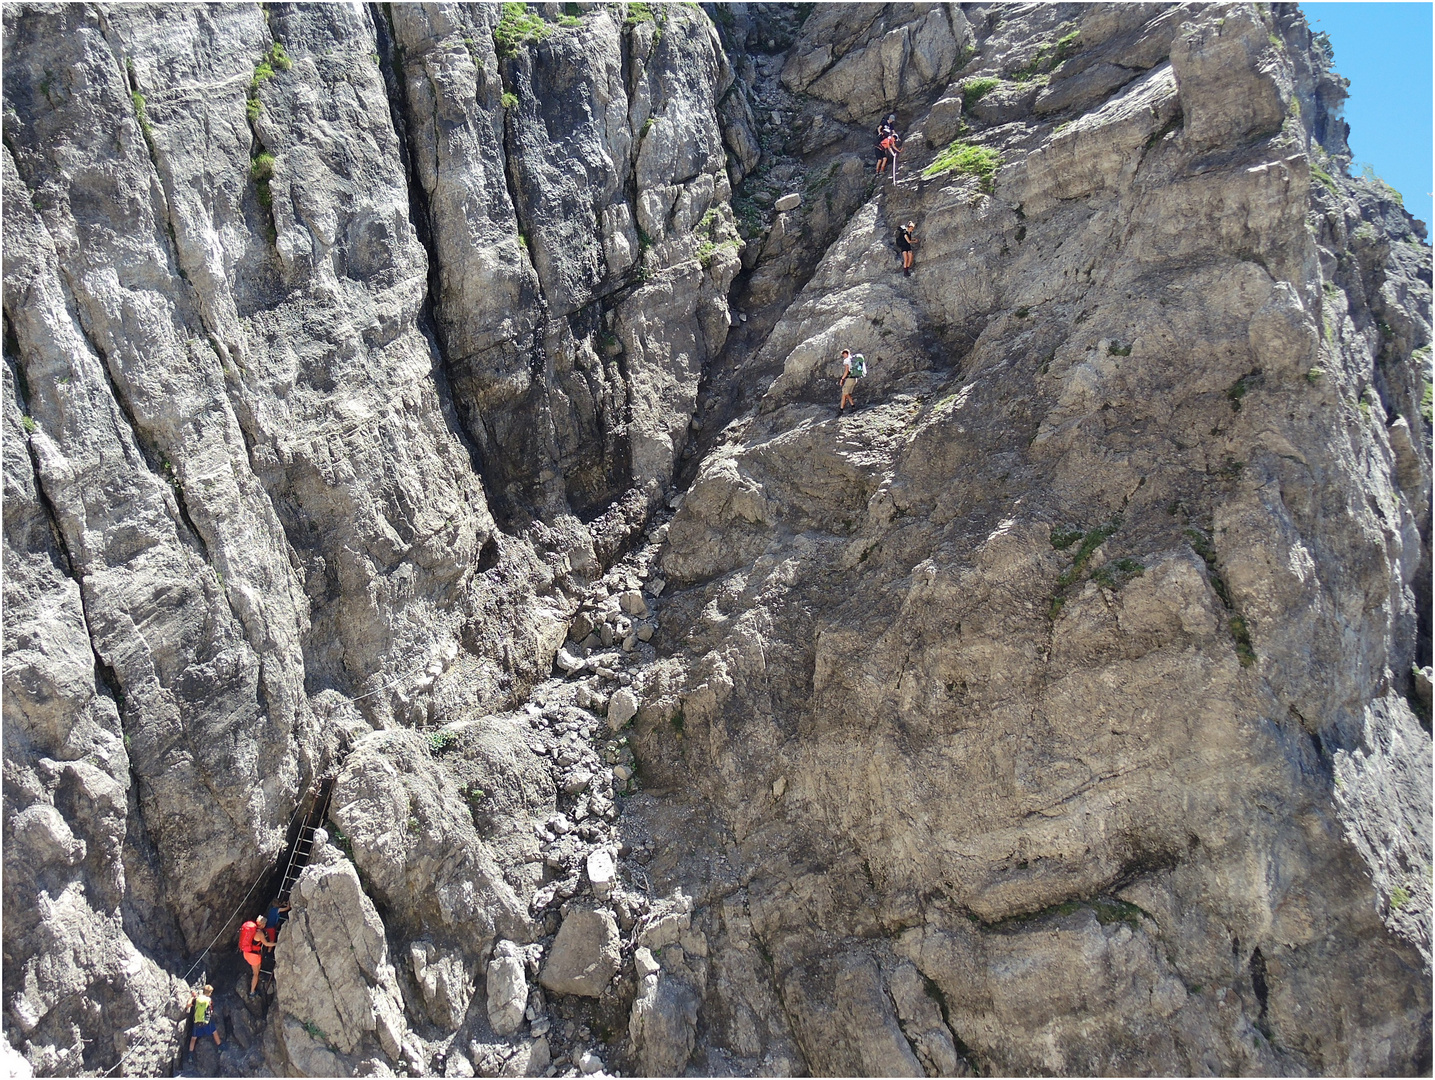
[2,3,1429,1077]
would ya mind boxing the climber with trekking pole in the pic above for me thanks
[875,113,900,180]
[186,984,220,1059]
[837,349,867,411]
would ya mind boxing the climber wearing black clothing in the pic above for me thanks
[897,221,917,275]
[875,114,900,177]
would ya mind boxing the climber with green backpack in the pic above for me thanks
[837,349,868,411]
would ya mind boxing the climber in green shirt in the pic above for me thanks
[187,984,220,1055]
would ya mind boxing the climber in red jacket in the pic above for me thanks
[238,914,271,995]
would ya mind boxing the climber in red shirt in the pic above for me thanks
[238,914,271,995]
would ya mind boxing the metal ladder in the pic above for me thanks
[258,777,334,991]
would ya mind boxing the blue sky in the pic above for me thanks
[1300,3,1434,229]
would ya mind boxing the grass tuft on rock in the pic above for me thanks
[1047,517,1123,617]
[1226,370,1262,412]
[960,77,1000,109]
[1229,615,1256,667]
[494,2,551,57]
[250,151,276,208]
[624,2,658,26]
[130,92,155,149]
[921,139,1002,190]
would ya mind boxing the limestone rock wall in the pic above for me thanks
[1,2,1429,1078]
[634,3,1432,1076]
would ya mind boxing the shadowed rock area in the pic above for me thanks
[2,2,1430,1077]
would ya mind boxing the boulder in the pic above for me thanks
[486,941,529,1037]
[924,91,964,147]
[498,1037,551,1077]
[273,856,408,1064]
[618,589,649,617]
[586,849,617,899]
[410,941,474,1031]
[538,908,621,998]
[629,973,700,1077]
[607,689,640,730]
[330,729,534,957]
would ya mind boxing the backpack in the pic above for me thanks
[850,355,867,378]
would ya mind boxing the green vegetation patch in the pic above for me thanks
[494,2,551,57]
[251,42,292,93]
[1048,516,1122,618]
[427,729,455,754]
[960,77,1000,109]
[246,43,291,123]
[1226,369,1263,412]
[624,0,666,33]
[1010,30,1079,82]
[130,91,155,149]
[992,896,1146,932]
[1391,885,1411,910]
[250,151,277,207]
[1058,516,1121,590]
[1091,557,1145,591]
[501,90,519,109]
[1309,161,1338,194]
[1229,615,1256,667]
[921,139,1002,191]
[1054,29,1081,60]
[1420,379,1431,425]
[697,238,741,268]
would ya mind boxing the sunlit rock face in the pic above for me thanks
[3,3,1429,1077]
